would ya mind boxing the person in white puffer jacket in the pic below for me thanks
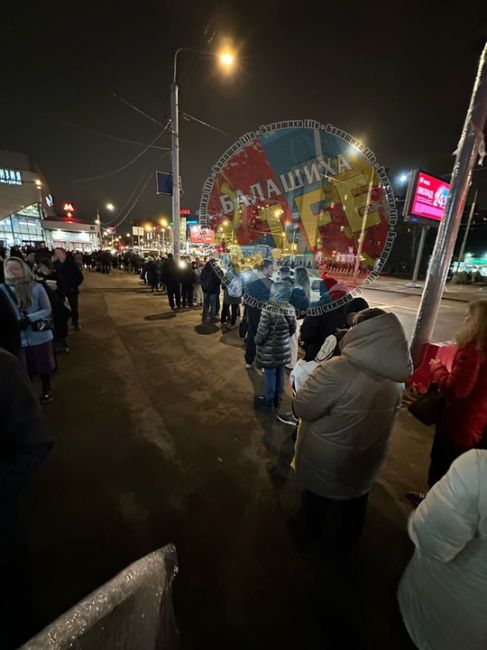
[398,449,487,650]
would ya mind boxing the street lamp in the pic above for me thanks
[171,44,237,261]
[34,179,44,218]
[96,203,115,248]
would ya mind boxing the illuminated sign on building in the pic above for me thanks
[0,168,22,186]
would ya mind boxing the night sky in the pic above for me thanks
[1,1,486,241]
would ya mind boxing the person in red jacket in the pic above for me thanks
[427,299,487,486]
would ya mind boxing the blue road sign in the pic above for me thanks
[156,171,172,195]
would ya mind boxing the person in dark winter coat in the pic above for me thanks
[34,258,70,353]
[162,254,181,310]
[0,348,52,538]
[0,347,53,649]
[53,248,84,330]
[180,259,195,308]
[300,296,368,361]
[243,259,274,367]
[145,257,159,293]
[200,259,221,321]
[426,300,487,487]
[0,285,21,356]
[255,281,297,408]
[221,262,242,327]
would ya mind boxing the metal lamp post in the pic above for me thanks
[170,46,236,261]
[411,42,487,364]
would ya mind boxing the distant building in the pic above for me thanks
[0,150,99,251]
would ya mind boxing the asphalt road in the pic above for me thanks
[362,288,466,341]
[17,270,451,650]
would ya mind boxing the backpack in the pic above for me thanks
[227,275,242,298]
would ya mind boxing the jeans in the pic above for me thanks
[203,293,218,320]
[264,366,285,403]
[221,303,239,325]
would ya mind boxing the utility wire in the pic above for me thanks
[111,92,164,127]
[75,120,170,183]
[57,117,169,150]
[0,98,169,151]
[104,150,171,230]
[100,167,151,226]
[183,111,229,136]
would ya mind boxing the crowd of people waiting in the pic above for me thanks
[196,255,487,650]
[0,245,84,404]
[1,244,487,649]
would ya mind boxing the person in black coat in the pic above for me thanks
[243,259,274,367]
[0,348,53,648]
[180,259,195,308]
[145,257,159,293]
[53,248,84,330]
[0,288,21,356]
[300,296,369,361]
[255,281,297,408]
[200,259,221,322]
[162,254,181,310]
[34,257,70,353]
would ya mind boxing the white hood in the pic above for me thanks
[340,312,412,382]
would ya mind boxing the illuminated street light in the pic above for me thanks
[106,202,115,211]
[171,43,237,260]
[218,49,236,70]
[396,172,411,185]
[35,179,43,189]
[159,217,168,227]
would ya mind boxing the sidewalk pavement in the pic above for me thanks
[19,270,431,650]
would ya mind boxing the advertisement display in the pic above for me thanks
[406,171,450,223]
[190,226,215,244]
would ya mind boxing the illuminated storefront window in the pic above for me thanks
[0,202,45,247]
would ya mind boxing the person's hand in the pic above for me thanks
[429,358,443,372]
[18,316,30,330]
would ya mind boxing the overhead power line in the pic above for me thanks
[75,120,170,183]
[183,112,229,136]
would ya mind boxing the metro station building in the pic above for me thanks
[0,150,99,251]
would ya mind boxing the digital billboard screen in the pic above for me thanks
[409,171,450,222]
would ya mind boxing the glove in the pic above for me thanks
[19,316,30,330]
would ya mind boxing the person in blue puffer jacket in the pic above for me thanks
[0,257,55,404]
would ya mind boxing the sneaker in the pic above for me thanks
[245,363,253,369]
[278,412,298,426]
[40,392,54,405]
[406,491,426,508]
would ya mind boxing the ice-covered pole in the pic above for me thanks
[411,42,487,365]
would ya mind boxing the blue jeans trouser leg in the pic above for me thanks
[264,368,276,402]
[275,366,284,399]
[264,366,285,403]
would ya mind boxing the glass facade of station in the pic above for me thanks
[0,202,45,248]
